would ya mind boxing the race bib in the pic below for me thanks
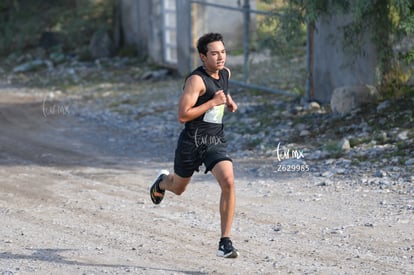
[203,105,224,124]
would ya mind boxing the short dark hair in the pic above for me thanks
[196,33,224,56]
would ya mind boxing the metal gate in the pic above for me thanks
[162,0,178,64]
[172,0,307,97]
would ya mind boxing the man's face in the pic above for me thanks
[202,41,226,71]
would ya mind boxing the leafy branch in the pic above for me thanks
[260,0,414,78]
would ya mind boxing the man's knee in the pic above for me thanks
[172,185,187,195]
[219,173,235,190]
[171,174,190,195]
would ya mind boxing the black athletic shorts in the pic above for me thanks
[174,130,232,178]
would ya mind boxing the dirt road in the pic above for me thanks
[0,84,413,274]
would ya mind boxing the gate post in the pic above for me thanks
[243,0,250,83]
[176,0,192,76]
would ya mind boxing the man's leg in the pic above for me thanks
[211,160,235,238]
[150,172,191,204]
[159,173,191,195]
[211,160,238,258]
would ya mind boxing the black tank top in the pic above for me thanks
[184,66,229,138]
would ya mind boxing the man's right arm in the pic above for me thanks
[178,75,227,123]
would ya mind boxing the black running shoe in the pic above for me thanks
[149,170,169,204]
[216,237,239,258]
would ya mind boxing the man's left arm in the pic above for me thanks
[224,67,237,112]
[226,93,237,112]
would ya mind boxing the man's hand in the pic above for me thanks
[212,90,227,106]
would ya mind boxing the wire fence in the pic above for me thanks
[189,0,307,98]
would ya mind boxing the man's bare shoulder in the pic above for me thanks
[184,74,205,94]
[185,73,203,83]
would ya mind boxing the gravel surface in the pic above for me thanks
[0,60,413,274]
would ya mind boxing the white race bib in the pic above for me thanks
[203,105,224,124]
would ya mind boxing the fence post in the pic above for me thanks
[176,0,192,76]
[243,0,250,83]
[305,21,314,100]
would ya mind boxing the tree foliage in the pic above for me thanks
[0,0,114,56]
[261,0,414,78]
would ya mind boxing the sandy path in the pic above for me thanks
[0,89,412,274]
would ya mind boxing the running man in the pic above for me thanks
[150,33,239,258]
